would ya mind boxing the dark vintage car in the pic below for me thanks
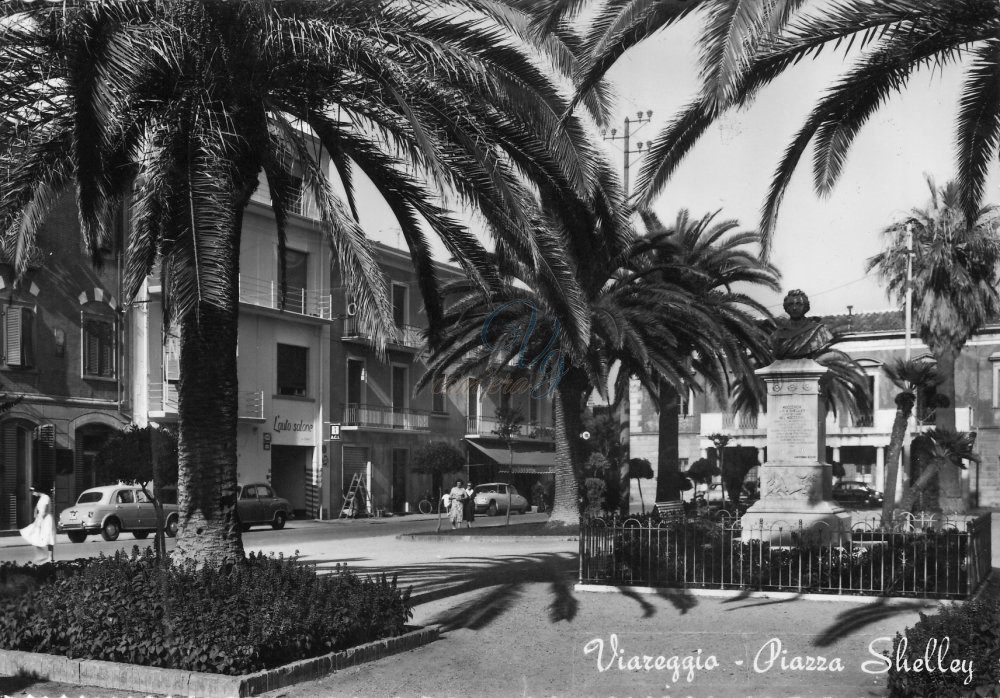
[832,481,884,509]
[58,484,179,543]
[237,483,292,530]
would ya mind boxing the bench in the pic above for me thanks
[654,501,685,522]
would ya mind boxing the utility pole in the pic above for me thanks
[602,110,653,200]
[602,110,652,514]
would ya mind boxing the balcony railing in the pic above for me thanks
[250,181,320,219]
[148,383,264,420]
[721,413,761,430]
[466,415,554,440]
[341,317,424,349]
[342,403,429,431]
[238,275,332,320]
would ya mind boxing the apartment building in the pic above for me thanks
[328,243,556,514]
[0,196,129,529]
[631,310,1000,507]
[131,181,332,520]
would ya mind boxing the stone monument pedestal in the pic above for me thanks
[740,358,851,545]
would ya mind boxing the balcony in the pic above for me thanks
[465,415,555,440]
[341,403,429,431]
[238,275,332,320]
[148,383,264,421]
[341,317,425,351]
[249,181,320,219]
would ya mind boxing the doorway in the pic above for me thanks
[391,449,407,512]
[270,445,311,518]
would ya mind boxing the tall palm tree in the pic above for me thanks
[880,359,942,524]
[636,209,781,503]
[867,177,1000,512]
[0,0,604,564]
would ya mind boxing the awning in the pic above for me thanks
[465,441,556,474]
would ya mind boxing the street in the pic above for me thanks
[0,511,551,565]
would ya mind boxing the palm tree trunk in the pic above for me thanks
[636,478,644,513]
[548,371,586,525]
[898,460,940,514]
[172,226,245,565]
[935,346,965,511]
[655,378,681,502]
[881,392,915,526]
[616,374,630,516]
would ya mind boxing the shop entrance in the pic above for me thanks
[270,445,311,518]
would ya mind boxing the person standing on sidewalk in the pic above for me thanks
[20,488,54,563]
[448,479,467,530]
[463,483,476,528]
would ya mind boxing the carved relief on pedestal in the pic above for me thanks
[767,380,821,396]
[764,471,822,499]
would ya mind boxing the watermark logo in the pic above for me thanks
[432,299,566,398]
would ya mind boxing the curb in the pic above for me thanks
[575,583,957,606]
[0,625,439,697]
[397,534,578,542]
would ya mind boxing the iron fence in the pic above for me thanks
[579,511,992,599]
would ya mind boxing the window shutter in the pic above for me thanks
[21,310,33,368]
[164,331,180,381]
[84,320,99,375]
[5,309,22,366]
[2,423,17,528]
[35,425,55,491]
[99,321,114,377]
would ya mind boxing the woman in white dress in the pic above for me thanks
[20,488,55,563]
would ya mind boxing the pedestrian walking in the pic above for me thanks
[448,479,467,530]
[463,482,476,528]
[20,488,54,563]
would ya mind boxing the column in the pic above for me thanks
[875,446,885,495]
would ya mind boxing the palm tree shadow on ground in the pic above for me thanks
[308,551,702,630]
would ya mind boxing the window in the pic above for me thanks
[116,490,135,504]
[392,365,408,411]
[83,316,115,378]
[256,485,273,498]
[277,344,308,396]
[240,486,257,500]
[4,307,33,368]
[281,249,308,312]
[347,359,365,404]
[392,284,407,327]
[432,374,447,413]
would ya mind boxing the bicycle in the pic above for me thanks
[416,494,435,514]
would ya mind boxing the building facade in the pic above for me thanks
[0,195,130,530]
[631,310,999,507]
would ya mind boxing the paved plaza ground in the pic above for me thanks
[0,512,997,698]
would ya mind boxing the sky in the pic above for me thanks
[358,12,1000,319]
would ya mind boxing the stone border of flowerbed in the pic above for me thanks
[0,625,438,697]
[397,533,578,542]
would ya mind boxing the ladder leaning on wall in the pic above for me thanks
[340,473,369,518]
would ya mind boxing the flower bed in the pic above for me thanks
[0,549,412,675]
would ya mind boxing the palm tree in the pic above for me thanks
[637,209,780,503]
[0,0,603,564]
[880,359,941,524]
[534,1,1000,249]
[897,428,979,515]
[867,177,1000,512]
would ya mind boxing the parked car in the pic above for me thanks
[832,481,884,509]
[473,483,529,515]
[237,483,292,530]
[58,484,179,543]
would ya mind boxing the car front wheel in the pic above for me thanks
[101,519,120,542]
[165,516,178,538]
[67,531,87,544]
[272,512,287,530]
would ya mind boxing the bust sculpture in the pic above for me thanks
[771,290,834,360]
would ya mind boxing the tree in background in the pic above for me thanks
[492,405,524,527]
[685,458,720,488]
[411,441,466,532]
[898,428,979,515]
[868,177,1000,511]
[94,425,178,560]
[628,458,654,513]
[880,359,942,524]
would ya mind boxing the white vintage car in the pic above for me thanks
[58,484,179,543]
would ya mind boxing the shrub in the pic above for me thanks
[583,478,607,517]
[0,549,412,675]
[886,599,1000,697]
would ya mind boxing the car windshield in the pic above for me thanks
[76,492,104,504]
[473,485,495,495]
